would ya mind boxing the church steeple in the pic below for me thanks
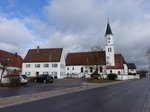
[105,20,115,66]
[105,21,113,36]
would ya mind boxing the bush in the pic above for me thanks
[54,76,57,79]
[28,77,36,82]
[108,73,117,80]
[128,72,136,75]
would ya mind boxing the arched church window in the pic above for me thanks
[100,66,103,72]
[110,70,112,73]
[90,67,93,72]
[81,67,84,73]
[110,48,112,52]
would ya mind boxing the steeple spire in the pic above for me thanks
[105,21,113,36]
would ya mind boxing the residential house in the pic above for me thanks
[22,47,66,79]
[0,50,23,79]
[127,63,137,74]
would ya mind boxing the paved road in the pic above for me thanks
[0,78,150,112]
[0,78,84,98]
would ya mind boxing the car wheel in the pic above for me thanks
[44,80,47,83]
[50,78,54,83]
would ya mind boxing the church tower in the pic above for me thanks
[105,21,115,66]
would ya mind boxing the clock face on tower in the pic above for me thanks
[108,37,110,40]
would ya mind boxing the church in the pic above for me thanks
[65,21,139,80]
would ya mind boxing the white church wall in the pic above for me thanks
[117,74,139,80]
[123,64,128,74]
[106,69,123,74]
[66,65,106,78]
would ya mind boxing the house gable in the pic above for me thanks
[24,48,63,63]
[0,50,23,68]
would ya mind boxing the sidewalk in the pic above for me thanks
[0,80,129,108]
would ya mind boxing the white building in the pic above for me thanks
[66,51,106,78]
[65,21,139,80]
[0,50,23,81]
[127,63,137,74]
[22,47,66,79]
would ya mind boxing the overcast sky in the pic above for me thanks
[0,0,150,70]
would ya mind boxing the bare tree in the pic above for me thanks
[147,47,150,62]
[86,45,106,79]
[0,58,11,82]
[146,47,150,74]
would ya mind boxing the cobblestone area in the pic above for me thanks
[0,80,129,108]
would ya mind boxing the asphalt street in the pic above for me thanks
[0,78,150,112]
[0,78,84,98]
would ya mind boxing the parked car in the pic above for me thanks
[2,74,28,85]
[20,75,28,85]
[34,74,54,83]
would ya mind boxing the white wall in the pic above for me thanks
[66,65,106,78]
[106,69,125,74]
[22,62,65,79]
[116,74,139,80]
[105,34,115,66]
[103,74,139,80]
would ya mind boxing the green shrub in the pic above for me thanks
[28,77,36,82]
[108,73,117,80]
[54,76,57,79]
[128,72,136,75]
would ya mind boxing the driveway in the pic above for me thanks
[0,78,84,98]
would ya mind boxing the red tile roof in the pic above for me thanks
[0,50,23,68]
[66,51,106,66]
[107,54,126,69]
[24,48,63,62]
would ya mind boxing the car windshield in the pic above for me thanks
[21,75,28,79]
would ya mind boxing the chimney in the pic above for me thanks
[15,52,18,57]
[37,46,40,53]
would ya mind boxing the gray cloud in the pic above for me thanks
[0,16,37,56]
[41,0,150,70]
[0,0,150,70]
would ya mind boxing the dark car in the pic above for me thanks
[34,74,54,83]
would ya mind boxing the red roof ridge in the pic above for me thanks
[29,48,63,50]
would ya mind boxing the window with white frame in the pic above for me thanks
[52,64,58,67]
[43,64,49,68]
[60,64,65,69]
[51,72,57,76]
[90,67,93,73]
[26,64,31,68]
[35,64,40,68]
[43,72,49,74]
[25,72,31,76]
[81,67,84,73]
